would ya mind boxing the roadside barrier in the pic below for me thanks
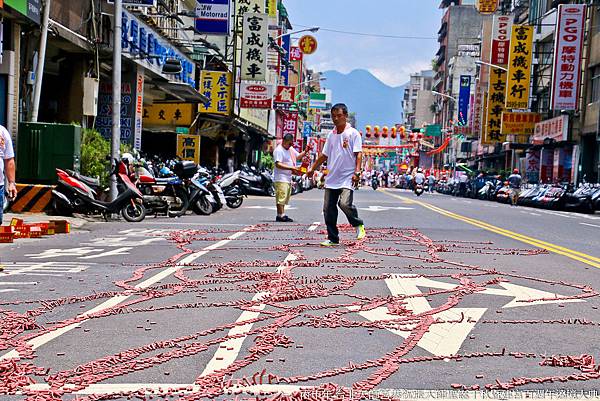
[9,184,53,213]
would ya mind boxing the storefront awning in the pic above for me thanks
[154,82,209,104]
[233,117,273,139]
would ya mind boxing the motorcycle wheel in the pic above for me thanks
[267,185,276,197]
[226,196,244,209]
[51,197,73,216]
[167,186,189,218]
[193,196,213,215]
[121,202,146,222]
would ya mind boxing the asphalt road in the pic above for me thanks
[1,187,600,400]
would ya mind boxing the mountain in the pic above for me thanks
[322,69,406,129]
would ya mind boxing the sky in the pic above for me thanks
[283,0,444,87]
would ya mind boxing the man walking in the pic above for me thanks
[0,124,16,224]
[508,168,523,206]
[273,133,305,222]
[308,103,365,246]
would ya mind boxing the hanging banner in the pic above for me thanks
[505,25,533,110]
[199,71,232,115]
[266,0,277,17]
[551,4,586,111]
[458,75,471,126]
[235,0,265,31]
[240,82,274,109]
[241,13,268,81]
[471,88,484,137]
[195,0,231,36]
[274,85,296,110]
[485,68,507,143]
[533,115,569,145]
[282,112,299,139]
[476,0,498,14]
[491,14,513,66]
[279,34,291,86]
[289,46,303,62]
[501,112,541,137]
[134,68,144,151]
[176,134,201,165]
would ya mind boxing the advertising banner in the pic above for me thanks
[236,0,265,31]
[526,150,540,183]
[551,4,586,111]
[533,115,569,145]
[143,103,195,127]
[274,85,295,110]
[5,0,41,23]
[134,69,144,151]
[195,0,230,35]
[282,112,299,139]
[505,25,533,110]
[279,34,291,86]
[309,93,326,110]
[458,75,471,126]
[199,71,232,115]
[491,14,513,66]
[485,68,507,143]
[476,0,498,14]
[289,46,303,62]
[471,88,484,137]
[501,112,541,136]
[241,13,268,81]
[176,134,201,165]
[96,72,137,145]
[240,83,274,109]
[266,0,277,17]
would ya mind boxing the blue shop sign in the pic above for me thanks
[120,9,196,88]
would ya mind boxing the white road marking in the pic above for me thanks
[359,206,414,212]
[201,253,297,377]
[0,227,252,361]
[308,222,320,231]
[79,247,133,260]
[530,213,541,216]
[0,262,89,277]
[0,289,18,293]
[246,206,298,211]
[0,282,38,285]
[581,223,600,229]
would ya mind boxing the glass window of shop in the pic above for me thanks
[590,65,600,104]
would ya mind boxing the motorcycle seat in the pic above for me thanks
[155,177,177,185]
[66,170,100,187]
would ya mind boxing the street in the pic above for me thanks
[1,189,600,400]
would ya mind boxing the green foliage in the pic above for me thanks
[261,153,274,170]
[80,129,110,186]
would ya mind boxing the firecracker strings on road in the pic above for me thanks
[0,224,599,400]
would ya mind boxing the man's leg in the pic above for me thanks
[323,189,341,243]
[338,189,364,227]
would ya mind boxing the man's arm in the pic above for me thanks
[275,161,301,174]
[5,158,16,199]
[307,154,328,177]
[352,152,363,184]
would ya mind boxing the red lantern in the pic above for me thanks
[417,132,424,140]
[399,126,406,140]
[373,125,380,138]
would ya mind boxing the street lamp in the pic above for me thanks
[474,60,508,72]
[431,91,457,103]
[274,27,319,41]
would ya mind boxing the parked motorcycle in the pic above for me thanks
[133,160,191,217]
[188,172,216,215]
[239,165,275,196]
[371,175,378,190]
[217,171,246,209]
[564,184,599,213]
[52,161,146,222]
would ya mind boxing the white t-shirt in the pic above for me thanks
[273,144,299,183]
[0,125,15,184]
[322,123,362,190]
[414,173,425,184]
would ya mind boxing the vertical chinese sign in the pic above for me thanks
[235,0,265,31]
[505,25,533,110]
[199,71,232,115]
[282,112,299,140]
[551,4,586,111]
[279,34,291,86]
[491,15,513,66]
[177,134,201,165]
[241,13,268,81]
[485,68,507,143]
[458,75,471,126]
[274,85,296,111]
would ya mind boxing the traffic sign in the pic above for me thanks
[299,35,318,55]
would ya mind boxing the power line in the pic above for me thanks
[294,23,437,40]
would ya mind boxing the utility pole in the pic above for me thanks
[110,0,123,200]
[31,0,52,122]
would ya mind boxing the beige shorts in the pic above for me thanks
[274,182,292,205]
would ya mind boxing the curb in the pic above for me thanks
[9,184,54,213]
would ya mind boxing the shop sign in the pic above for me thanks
[471,88,484,137]
[95,72,138,145]
[4,0,40,23]
[476,0,498,14]
[551,4,586,111]
[120,9,195,87]
[108,0,156,6]
[133,69,144,151]
[241,13,268,81]
[303,122,313,137]
[299,35,318,55]
[274,85,295,110]
[266,0,277,17]
[279,34,291,86]
[458,75,471,126]
[491,15,513,66]
[526,150,540,183]
[425,124,441,137]
[240,82,273,109]
[309,92,326,110]
[236,0,265,31]
[282,112,299,139]
[457,44,480,58]
[533,115,569,145]
[505,25,533,110]
[195,0,230,36]
[501,112,541,136]
[289,46,303,62]
[176,134,201,165]
[143,103,195,127]
[199,71,232,115]
[485,68,507,143]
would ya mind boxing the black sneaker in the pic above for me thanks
[276,216,294,222]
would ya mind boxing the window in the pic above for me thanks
[590,66,600,103]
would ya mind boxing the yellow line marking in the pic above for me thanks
[382,190,600,269]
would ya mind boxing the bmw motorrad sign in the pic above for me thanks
[195,0,230,36]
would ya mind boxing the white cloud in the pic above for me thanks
[370,60,433,87]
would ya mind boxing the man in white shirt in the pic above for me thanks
[308,103,365,246]
[0,125,16,223]
[273,133,305,222]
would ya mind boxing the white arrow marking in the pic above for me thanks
[246,206,298,211]
[358,206,414,212]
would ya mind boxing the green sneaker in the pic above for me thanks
[356,224,366,240]
[320,240,340,247]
